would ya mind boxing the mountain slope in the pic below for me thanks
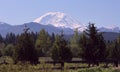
[102,32,119,41]
[0,22,13,36]
[0,22,74,37]
[33,12,85,31]
[0,22,119,41]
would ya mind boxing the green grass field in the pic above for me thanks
[0,63,119,72]
[0,57,120,72]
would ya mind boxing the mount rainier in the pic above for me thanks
[33,12,86,32]
[0,12,119,37]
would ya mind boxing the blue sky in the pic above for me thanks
[0,0,120,27]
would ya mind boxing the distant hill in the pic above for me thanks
[102,32,120,41]
[0,22,74,37]
[64,32,120,41]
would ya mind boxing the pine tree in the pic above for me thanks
[36,29,52,56]
[51,32,55,43]
[0,34,4,43]
[51,34,72,62]
[70,28,80,57]
[14,30,38,64]
[79,32,88,59]
[110,35,120,67]
[0,43,5,56]
[5,32,16,45]
[97,34,106,61]
[51,35,60,61]
[84,23,99,62]
[3,44,14,57]
[80,23,106,66]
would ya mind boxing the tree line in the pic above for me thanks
[0,23,120,67]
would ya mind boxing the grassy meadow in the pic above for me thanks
[0,63,120,72]
[0,57,119,72]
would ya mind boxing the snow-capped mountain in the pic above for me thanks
[33,12,85,31]
[0,11,119,39]
[99,26,120,33]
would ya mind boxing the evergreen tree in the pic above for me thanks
[0,43,5,56]
[97,34,106,61]
[31,32,38,43]
[79,32,88,59]
[70,28,80,57]
[106,40,114,59]
[84,23,99,62]
[51,35,60,61]
[14,31,38,64]
[80,23,106,66]
[110,35,120,67]
[5,32,16,45]
[51,34,72,62]
[36,29,52,56]
[3,44,14,57]
[0,34,4,43]
[51,32,55,43]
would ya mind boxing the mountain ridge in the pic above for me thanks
[0,22,74,37]
[33,12,85,32]
[0,12,119,41]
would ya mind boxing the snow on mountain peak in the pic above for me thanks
[104,26,119,30]
[33,12,84,31]
[34,12,66,23]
